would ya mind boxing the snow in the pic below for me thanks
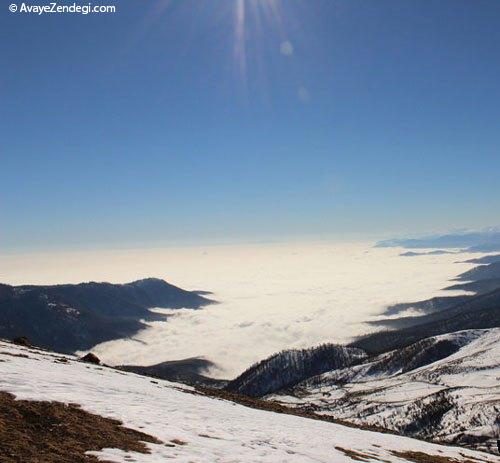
[1,341,499,462]
[268,329,500,452]
[357,381,447,402]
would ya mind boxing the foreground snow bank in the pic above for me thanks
[0,341,498,463]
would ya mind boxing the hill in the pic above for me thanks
[369,259,500,332]
[352,287,500,354]
[0,278,213,353]
[225,344,366,397]
[1,340,498,462]
[119,357,226,388]
[268,329,500,454]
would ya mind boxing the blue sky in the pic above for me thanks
[2,0,500,250]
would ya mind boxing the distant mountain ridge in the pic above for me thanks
[463,254,500,264]
[350,287,500,355]
[455,261,500,282]
[0,278,213,353]
[376,229,500,251]
[365,256,500,336]
[400,250,457,256]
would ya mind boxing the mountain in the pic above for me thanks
[376,229,500,251]
[268,329,500,454]
[400,250,457,256]
[351,288,500,354]
[120,357,227,388]
[0,278,213,353]
[454,262,500,282]
[1,340,498,463]
[463,254,500,265]
[369,259,500,331]
[445,278,500,295]
[381,295,471,318]
[223,294,499,399]
[468,243,500,252]
[225,344,366,397]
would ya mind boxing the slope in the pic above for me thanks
[269,329,500,454]
[0,278,213,353]
[1,340,499,462]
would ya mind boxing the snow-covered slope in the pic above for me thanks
[1,341,499,462]
[226,344,366,397]
[268,329,500,454]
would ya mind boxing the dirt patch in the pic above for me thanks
[199,433,223,440]
[0,391,160,463]
[0,351,31,360]
[391,450,486,463]
[334,446,382,462]
[170,439,187,446]
[164,439,187,448]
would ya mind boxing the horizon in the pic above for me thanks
[1,239,481,377]
[1,224,498,261]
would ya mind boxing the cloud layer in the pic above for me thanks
[2,241,480,378]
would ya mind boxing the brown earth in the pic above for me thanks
[335,445,390,462]
[391,450,491,463]
[0,391,160,463]
[334,446,489,463]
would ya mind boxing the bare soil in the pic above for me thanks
[391,450,490,463]
[335,445,390,462]
[0,391,160,463]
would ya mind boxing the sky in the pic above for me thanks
[2,0,500,251]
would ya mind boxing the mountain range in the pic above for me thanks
[0,278,213,353]
[376,229,500,252]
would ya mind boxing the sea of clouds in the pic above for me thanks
[1,241,481,378]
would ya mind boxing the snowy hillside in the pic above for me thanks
[268,329,500,454]
[1,341,499,462]
[226,343,366,397]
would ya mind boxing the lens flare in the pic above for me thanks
[234,0,247,79]
[232,0,288,81]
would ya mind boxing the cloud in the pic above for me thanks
[2,242,480,379]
